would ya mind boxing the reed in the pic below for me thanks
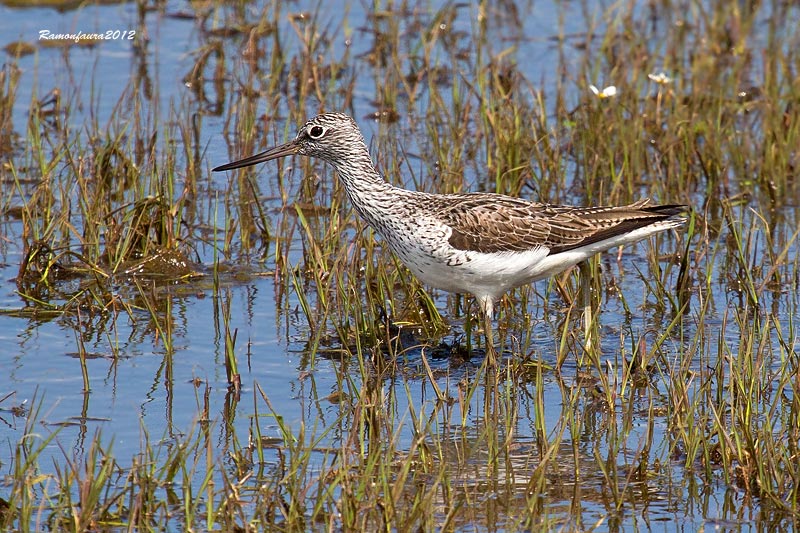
[1,0,799,530]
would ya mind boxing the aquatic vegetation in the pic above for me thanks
[0,0,798,530]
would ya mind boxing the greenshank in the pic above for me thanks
[214,113,687,365]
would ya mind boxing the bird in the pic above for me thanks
[213,113,687,365]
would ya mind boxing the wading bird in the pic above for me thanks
[214,113,686,365]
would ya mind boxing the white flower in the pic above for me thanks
[589,84,618,99]
[648,72,672,85]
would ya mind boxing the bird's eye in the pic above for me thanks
[308,125,325,139]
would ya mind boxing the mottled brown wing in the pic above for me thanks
[439,195,685,254]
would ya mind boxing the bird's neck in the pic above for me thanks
[329,148,401,227]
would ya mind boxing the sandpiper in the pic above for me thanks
[214,113,687,365]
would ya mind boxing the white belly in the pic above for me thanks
[393,244,553,302]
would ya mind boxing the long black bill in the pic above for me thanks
[212,139,301,172]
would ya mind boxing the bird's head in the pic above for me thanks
[213,113,366,172]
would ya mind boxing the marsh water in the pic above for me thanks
[1,0,799,531]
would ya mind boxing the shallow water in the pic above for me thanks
[1,0,799,531]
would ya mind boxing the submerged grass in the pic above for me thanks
[1,0,799,530]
